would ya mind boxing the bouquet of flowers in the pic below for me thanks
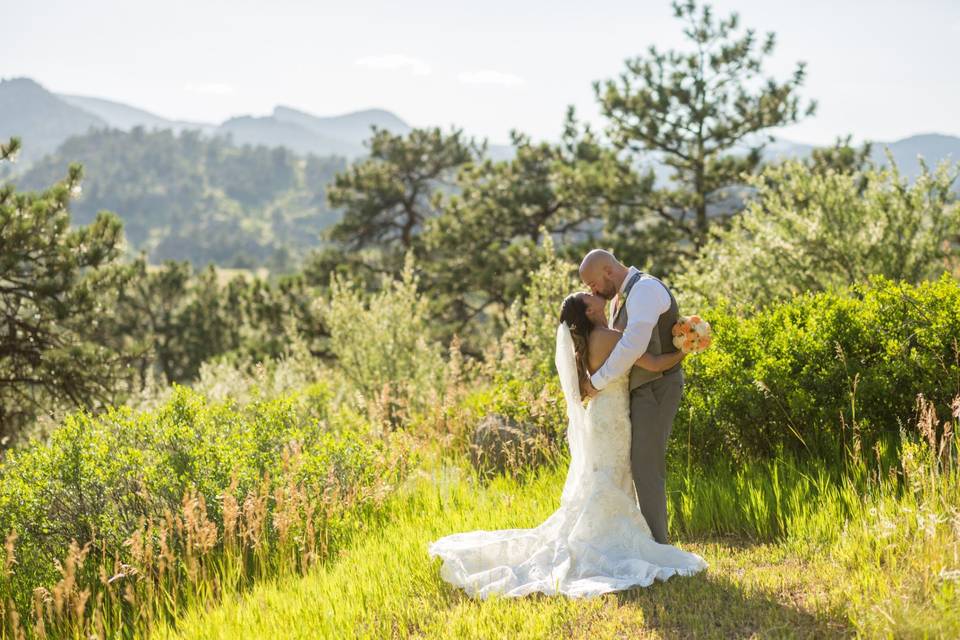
[672,315,712,354]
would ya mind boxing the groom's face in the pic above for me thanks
[581,267,618,300]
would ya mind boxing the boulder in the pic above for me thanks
[469,413,543,477]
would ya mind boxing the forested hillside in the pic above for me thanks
[15,128,345,268]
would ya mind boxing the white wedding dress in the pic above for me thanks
[427,324,707,598]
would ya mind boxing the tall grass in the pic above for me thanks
[151,394,959,639]
[3,391,956,638]
[0,380,413,640]
[156,416,959,639]
[0,448,406,639]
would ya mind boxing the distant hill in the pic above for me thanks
[15,128,346,269]
[0,78,106,165]
[871,134,960,180]
[216,107,411,158]
[58,93,214,134]
[0,77,413,165]
[755,134,960,181]
[4,77,959,175]
[273,105,411,144]
[218,114,360,158]
[759,138,816,161]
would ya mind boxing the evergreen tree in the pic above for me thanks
[422,111,648,337]
[0,137,20,163]
[0,141,134,444]
[115,258,328,385]
[324,127,482,274]
[595,0,816,257]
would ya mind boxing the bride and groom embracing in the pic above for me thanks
[428,249,708,598]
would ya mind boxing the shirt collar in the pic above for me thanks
[618,266,639,295]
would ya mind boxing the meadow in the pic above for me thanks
[1,260,958,639]
[153,440,960,640]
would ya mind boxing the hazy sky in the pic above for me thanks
[3,0,958,145]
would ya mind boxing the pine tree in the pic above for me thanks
[0,137,21,162]
[595,0,816,255]
[323,127,482,275]
[0,140,134,444]
[422,110,648,337]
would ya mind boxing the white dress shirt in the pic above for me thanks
[589,267,671,390]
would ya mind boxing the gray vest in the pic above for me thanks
[611,270,681,391]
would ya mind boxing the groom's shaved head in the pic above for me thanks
[579,250,628,300]
[579,249,620,275]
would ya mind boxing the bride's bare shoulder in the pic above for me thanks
[587,327,620,373]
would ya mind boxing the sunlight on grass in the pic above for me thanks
[156,463,858,640]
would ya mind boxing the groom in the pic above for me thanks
[579,249,683,545]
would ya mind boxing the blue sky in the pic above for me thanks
[3,0,958,145]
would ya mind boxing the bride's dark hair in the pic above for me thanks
[559,293,593,400]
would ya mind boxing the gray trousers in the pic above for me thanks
[629,369,684,544]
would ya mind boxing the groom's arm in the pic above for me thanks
[589,279,670,390]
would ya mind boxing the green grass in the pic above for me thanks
[154,462,874,639]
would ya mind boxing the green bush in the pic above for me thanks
[325,254,445,424]
[675,158,960,309]
[679,274,960,463]
[494,236,580,383]
[0,383,406,613]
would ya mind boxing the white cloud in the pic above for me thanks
[458,70,525,87]
[183,83,235,96]
[354,54,431,76]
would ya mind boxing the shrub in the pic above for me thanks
[325,254,445,425]
[445,241,578,476]
[0,383,410,632]
[675,158,960,309]
[493,236,579,383]
[679,275,960,463]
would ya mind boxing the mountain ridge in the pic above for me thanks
[0,77,413,163]
[58,93,214,134]
[0,78,107,164]
[2,77,958,179]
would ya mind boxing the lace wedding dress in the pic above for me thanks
[427,324,707,598]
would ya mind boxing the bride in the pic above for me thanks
[428,292,707,598]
